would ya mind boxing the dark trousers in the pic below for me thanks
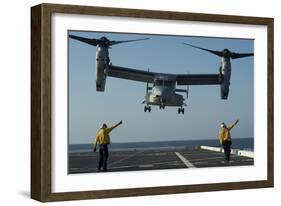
[222,140,232,161]
[98,144,109,171]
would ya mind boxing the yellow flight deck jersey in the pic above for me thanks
[94,124,119,145]
[219,121,238,144]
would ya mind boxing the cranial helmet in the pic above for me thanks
[100,123,107,129]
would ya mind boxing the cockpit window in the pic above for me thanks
[154,79,163,86]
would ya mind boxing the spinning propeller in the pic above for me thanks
[183,43,254,59]
[69,35,149,47]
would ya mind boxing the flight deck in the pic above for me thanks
[68,147,254,174]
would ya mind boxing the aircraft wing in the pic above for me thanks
[176,74,222,85]
[108,65,222,85]
[108,65,154,83]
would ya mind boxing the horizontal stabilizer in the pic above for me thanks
[176,74,222,85]
[175,89,187,93]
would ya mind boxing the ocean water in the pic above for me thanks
[69,138,254,153]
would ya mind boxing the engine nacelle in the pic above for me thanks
[220,82,229,99]
[95,47,109,91]
[219,57,231,100]
[96,63,108,91]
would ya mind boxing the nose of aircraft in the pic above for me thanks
[154,88,170,99]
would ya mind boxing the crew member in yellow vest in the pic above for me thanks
[219,120,239,162]
[93,121,122,171]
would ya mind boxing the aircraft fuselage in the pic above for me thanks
[144,77,185,107]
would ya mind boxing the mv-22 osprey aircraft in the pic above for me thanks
[69,35,253,114]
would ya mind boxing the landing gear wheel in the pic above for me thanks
[145,106,151,112]
[178,108,184,114]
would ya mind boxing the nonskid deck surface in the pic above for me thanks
[68,148,254,174]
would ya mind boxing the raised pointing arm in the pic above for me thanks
[105,121,123,133]
[228,119,239,131]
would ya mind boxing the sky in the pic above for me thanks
[68,31,254,144]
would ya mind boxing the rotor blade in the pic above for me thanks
[110,38,150,46]
[69,35,100,46]
[183,43,223,57]
[230,52,254,59]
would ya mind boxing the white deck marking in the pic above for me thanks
[109,151,143,166]
[175,152,196,168]
[194,161,208,165]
